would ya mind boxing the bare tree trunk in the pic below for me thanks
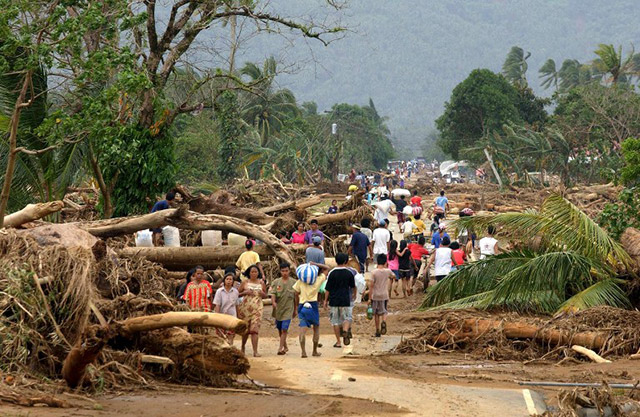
[76,207,297,266]
[87,142,114,218]
[0,72,32,229]
[3,201,64,228]
[119,244,307,271]
[62,312,248,388]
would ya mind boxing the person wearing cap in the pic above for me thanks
[304,219,324,245]
[213,272,240,344]
[372,219,391,261]
[348,223,371,273]
[305,235,326,264]
[431,223,450,249]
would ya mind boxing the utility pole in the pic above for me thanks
[331,122,339,183]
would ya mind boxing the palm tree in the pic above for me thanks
[539,59,558,90]
[239,57,300,147]
[422,195,633,314]
[592,44,635,85]
[502,46,531,88]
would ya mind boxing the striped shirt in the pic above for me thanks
[184,280,213,312]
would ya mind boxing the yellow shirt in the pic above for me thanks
[236,250,261,273]
[413,219,426,234]
[293,274,326,304]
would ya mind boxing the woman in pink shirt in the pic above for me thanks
[291,222,306,244]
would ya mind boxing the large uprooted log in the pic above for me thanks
[2,201,64,228]
[433,318,608,350]
[120,244,307,271]
[76,206,296,266]
[62,312,248,388]
[259,194,328,214]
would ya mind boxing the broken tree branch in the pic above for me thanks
[2,201,64,228]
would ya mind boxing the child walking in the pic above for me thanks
[367,254,395,337]
[269,262,298,355]
[387,240,400,297]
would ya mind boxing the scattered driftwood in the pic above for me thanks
[2,201,64,228]
[63,312,248,388]
[571,345,611,363]
[0,389,69,408]
[76,206,296,267]
[119,244,307,271]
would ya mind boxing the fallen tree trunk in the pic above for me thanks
[75,207,296,267]
[119,244,307,271]
[192,202,274,225]
[571,345,611,363]
[259,194,327,214]
[310,208,363,226]
[139,327,249,375]
[2,201,64,228]
[433,318,610,351]
[62,312,248,388]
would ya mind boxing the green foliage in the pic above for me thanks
[217,91,242,181]
[436,69,547,161]
[99,127,175,216]
[502,46,531,88]
[173,112,220,185]
[620,138,640,186]
[598,188,640,240]
[423,195,631,314]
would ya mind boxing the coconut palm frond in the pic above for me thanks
[425,291,495,311]
[541,194,632,266]
[558,279,630,313]
[488,251,601,313]
[421,252,535,309]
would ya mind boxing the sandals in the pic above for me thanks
[343,333,351,346]
[333,343,342,348]
[381,322,387,335]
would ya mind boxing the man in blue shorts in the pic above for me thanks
[293,263,327,358]
[324,253,357,347]
[269,262,298,356]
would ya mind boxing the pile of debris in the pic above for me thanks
[0,226,248,402]
[395,307,640,362]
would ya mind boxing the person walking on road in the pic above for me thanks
[434,190,450,219]
[213,272,240,344]
[426,236,458,283]
[348,223,371,273]
[238,265,267,357]
[367,254,395,337]
[293,263,326,358]
[269,262,298,355]
[372,220,391,260]
[324,253,356,347]
[479,226,500,260]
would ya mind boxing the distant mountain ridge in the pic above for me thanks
[228,0,640,156]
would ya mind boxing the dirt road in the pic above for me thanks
[248,332,546,417]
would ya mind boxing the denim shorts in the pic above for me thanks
[329,306,353,326]
[276,319,291,331]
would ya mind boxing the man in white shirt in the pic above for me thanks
[479,226,500,260]
[372,220,391,259]
[402,220,416,239]
[374,197,396,224]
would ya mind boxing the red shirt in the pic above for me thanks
[410,196,422,206]
[452,249,466,266]
[291,232,305,244]
[408,243,430,260]
[184,280,213,312]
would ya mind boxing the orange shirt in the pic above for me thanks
[184,280,213,312]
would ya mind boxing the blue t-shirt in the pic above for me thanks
[151,200,170,213]
[305,246,326,264]
[435,196,448,209]
[350,231,370,261]
[431,232,450,249]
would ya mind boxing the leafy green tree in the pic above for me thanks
[620,138,640,186]
[436,69,544,161]
[539,59,559,90]
[423,195,632,314]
